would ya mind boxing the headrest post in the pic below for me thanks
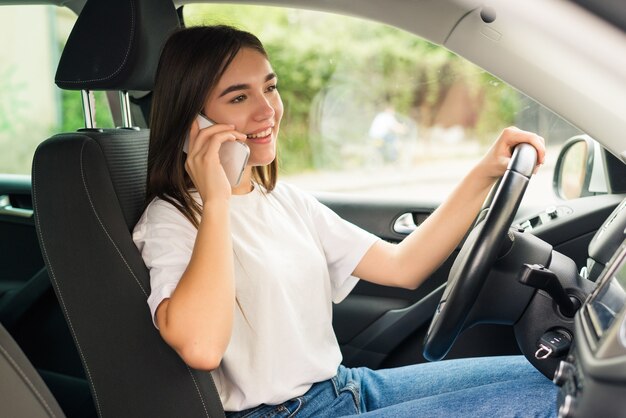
[119,91,133,128]
[81,90,96,129]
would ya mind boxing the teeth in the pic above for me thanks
[247,127,272,139]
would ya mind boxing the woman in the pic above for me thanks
[133,25,556,417]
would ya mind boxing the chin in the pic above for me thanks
[248,149,276,167]
[248,156,274,167]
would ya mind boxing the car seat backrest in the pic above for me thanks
[33,0,225,417]
[0,321,66,418]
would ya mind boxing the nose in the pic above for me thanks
[253,95,275,121]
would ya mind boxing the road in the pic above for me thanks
[284,145,558,208]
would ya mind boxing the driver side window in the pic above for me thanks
[183,4,583,205]
[0,5,112,175]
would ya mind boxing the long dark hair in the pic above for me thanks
[146,26,278,227]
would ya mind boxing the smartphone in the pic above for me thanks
[184,114,250,187]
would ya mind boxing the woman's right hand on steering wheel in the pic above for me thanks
[475,126,546,183]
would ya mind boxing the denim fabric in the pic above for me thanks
[226,356,558,418]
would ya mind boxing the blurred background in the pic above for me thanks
[1,4,582,204]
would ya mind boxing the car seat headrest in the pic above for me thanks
[55,0,180,91]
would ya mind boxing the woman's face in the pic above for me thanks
[203,47,283,167]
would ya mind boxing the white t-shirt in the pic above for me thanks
[132,182,378,411]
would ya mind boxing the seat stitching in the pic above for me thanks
[32,147,103,417]
[34,139,221,416]
[0,344,58,417]
[56,1,135,85]
[184,365,211,417]
[79,142,147,296]
[80,140,219,415]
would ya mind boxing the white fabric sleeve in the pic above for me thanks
[132,199,197,327]
[300,190,379,303]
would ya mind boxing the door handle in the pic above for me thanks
[0,194,33,218]
[393,212,430,234]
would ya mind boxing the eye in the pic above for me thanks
[266,84,278,93]
[231,94,246,104]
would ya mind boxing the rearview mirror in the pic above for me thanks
[553,135,607,200]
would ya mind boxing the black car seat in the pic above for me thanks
[32,0,225,416]
[0,321,66,417]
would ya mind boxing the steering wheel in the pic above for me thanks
[423,143,538,361]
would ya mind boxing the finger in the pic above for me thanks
[206,130,245,150]
[189,124,246,155]
[211,128,246,143]
[186,119,231,154]
[502,127,546,166]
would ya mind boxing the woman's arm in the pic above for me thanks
[155,122,246,371]
[353,127,545,290]
[155,201,235,371]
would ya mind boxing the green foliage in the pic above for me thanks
[0,64,27,137]
[474,74,520,143]
[184,5,523,172]
[60,90,84,132]
[0,62,51,174]
[61,90,114,131]
[1,4,524,175]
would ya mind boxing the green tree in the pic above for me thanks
[61,90,114,131]
[184,5,523,172]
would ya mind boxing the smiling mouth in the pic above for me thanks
[246,127,272,139]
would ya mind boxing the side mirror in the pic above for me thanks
[553,135,608,200]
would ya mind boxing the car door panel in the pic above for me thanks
[333,294,410,345]
[320,192,623,368]
[0,176,42,303]
[317,194,514,368]
[315,192,438,242]
[0,175,96,417]
[338,284,445,368]
[516,194,625,271]
[0,175,48,335]
[1,175,619,383]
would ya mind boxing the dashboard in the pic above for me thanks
[555,204,626,417]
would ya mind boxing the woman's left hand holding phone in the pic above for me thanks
[184,119,247,204]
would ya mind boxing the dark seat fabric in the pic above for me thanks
[0,321,66,418]
[32,0,225,416]
[55,0,180,91]
[33,131,224,417]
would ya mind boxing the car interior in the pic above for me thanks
[1,0,625,417]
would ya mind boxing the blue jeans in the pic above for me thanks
[226,356,558,417]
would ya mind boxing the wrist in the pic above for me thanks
[201,199,230,217]
[466,163,498,193]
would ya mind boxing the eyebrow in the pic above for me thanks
[218,73,277,98]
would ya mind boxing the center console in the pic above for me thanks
[555,241,626,417]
